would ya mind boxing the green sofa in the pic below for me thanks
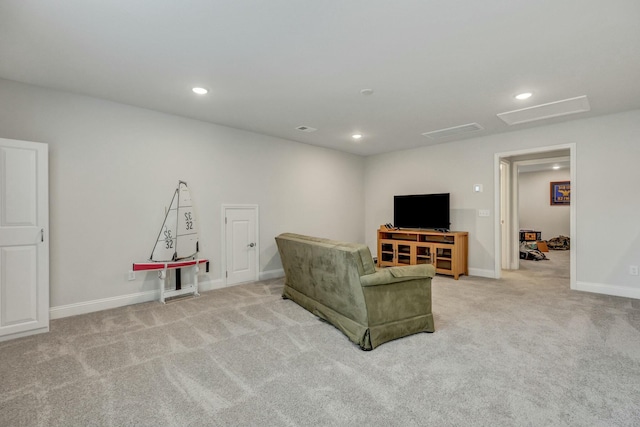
[275,233,435,350]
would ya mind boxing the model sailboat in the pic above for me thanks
[150,180,198,262]
[133,181,209,303]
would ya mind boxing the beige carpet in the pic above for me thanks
[1,250,640,426]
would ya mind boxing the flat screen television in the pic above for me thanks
[394,193,450,231]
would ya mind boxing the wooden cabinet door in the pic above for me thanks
[434,244,454,274]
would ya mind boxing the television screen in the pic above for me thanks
[394,193,450,230]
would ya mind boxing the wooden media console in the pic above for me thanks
[377,226,468,279]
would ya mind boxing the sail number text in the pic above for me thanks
[164,228,174,249]
[185,212,193,230]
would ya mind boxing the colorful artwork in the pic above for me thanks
[550,181,570,205]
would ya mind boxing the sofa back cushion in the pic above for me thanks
[275,233,372,323]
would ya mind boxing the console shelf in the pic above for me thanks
[377,226,468,279]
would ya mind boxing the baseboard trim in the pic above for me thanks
[50,278,223,319]
[260,268,284,280]
[47,277,640,320]
[575,281,640,300]
[468,268,497,279]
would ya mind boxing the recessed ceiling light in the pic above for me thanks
[352,134,363,140]
[552,165,561,170]
[515,92,532,100]
[192,87,208,95]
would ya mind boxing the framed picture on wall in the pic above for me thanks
[550,181,570,205]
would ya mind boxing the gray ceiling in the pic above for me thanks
[1,0,639,156]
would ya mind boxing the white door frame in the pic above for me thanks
[500,159,511,269]
[221,204,259,286]
[494,143,576,289]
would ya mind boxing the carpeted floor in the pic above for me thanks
[1,250,639,426]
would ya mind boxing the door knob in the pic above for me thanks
[248,243,256,248]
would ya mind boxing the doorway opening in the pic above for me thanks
[494,144,576,289]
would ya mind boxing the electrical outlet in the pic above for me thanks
[128,270,136,281]
[629,266,639,276]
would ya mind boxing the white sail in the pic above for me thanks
[150,181,199,261]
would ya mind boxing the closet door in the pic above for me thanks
[224,205,258,286]
[0,138,49,341]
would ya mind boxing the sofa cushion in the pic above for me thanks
[360,264,435,287]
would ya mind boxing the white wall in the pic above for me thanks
[365,109,640,298]
[0,78,365,314]
[364,140,498,277]
[3,77,639,313]
[518,169,570,240]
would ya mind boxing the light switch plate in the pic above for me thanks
[478,209,490,217]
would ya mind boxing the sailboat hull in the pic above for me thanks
[132,259,209,272]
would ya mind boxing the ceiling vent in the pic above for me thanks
[497,95,590,126]
[295,125,317,132]
[422,122,484,139]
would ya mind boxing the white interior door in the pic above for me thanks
[0,138,49,341]
[224,205,258,286]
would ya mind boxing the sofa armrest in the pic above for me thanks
[360,264,435,287]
